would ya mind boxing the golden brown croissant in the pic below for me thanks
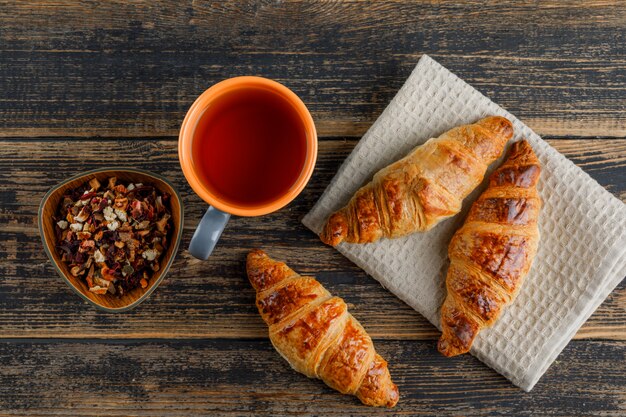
[320,116,513,246]
[438,140,541,357]
[246,249,399,407]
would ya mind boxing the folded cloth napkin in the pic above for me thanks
[302,54,626,391]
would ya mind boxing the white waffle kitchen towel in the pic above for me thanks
[302,54,626,391]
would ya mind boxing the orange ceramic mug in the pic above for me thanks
[179,76,317,259]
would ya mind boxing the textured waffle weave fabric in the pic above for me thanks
[302,54,626,391]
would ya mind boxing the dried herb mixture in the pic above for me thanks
[54,177,172,295]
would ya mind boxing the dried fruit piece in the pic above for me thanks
[141,249,158,261]
[89,286,108,295]
[115,208,128,221]
[156,214,171,233]
[89,178,101,191]
[101,266,116,281]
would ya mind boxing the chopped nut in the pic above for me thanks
[107,220,120,231]
[93,249,105,263]
[103,206,116,222]
[141,248,158,261]
[56,220,68,230]
[115,209,128,222]
[70,223,83,232]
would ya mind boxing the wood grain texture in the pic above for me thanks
[0,1,624,138]
[1,2,625,414]
[0,339,624,416]
[0,138,624,340]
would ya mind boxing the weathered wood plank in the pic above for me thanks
[0,138,624,340]
[0,339,623,416]
[0,1,624,138]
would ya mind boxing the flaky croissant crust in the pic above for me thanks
[438,140,542,357]
[320,116,514,246]
[246,249,399,407]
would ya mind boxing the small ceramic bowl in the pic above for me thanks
[39,168,184,312]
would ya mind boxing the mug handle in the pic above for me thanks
[188,206,231,260]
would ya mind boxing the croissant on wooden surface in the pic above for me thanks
[320,116,514,246]
[438,140,542,357]
[246,249,399,407]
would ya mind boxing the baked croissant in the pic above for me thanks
[438,140,541,357]
[320,116,513,246]
[246,249,399,407]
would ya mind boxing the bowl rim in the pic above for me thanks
[178,76,318,217]
[38,167,184,313]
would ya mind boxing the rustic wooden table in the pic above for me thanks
[1,1,624,416]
